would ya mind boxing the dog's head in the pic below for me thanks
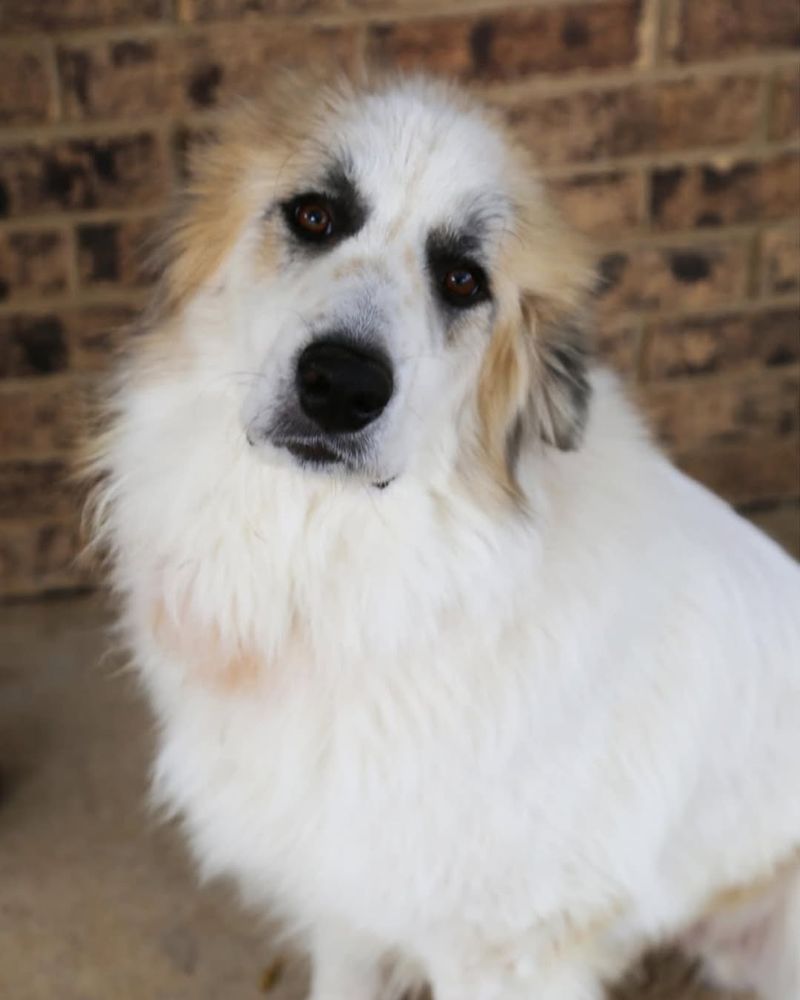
[155,74,594,497]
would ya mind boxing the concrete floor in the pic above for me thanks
[0,596,743,1000]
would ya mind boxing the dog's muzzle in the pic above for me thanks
[261,335,395,480]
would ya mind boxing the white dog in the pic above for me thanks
[87,74,800,1000]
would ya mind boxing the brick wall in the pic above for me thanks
[0,0,798,597]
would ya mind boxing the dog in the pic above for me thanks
[86,73,800,1000]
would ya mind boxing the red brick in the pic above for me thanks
[67,305,142,372]
[671,0,800,63]
[594,320,642,377]
[58,24,361,121]
[0,133,168,219]
[174,123,219,179]
[77,218,158,290]
[504,74,761,167]
[761,226,800,297]
[0,380,86,459]
[0,229,71,304]
[650,154,800,230]
[550,170,645,236]
[0,0,168,33]
[0,460,75,519]
[0,46,54,126]
[0,516,92,598]
[367,1,642,83]
[0,305,138,378]
[641,366,800,451]
[744,500,800,558]
[0,314,69,377]
[677,439,800,505]
[645,307,800,379]
[771,67,800,140]
[596,239,751,318]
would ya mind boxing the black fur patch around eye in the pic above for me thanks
[426,226,483,266]
[426,227,492,314]
[319,162,368,235]
[279,159,368,251]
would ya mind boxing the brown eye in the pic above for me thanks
[292,198,334,240]
[444,268,478,298]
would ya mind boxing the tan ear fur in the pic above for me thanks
[477,177,595,500]
[477,304,536,502]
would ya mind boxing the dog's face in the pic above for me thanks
[239,84,516,488]
[160,77,594,494]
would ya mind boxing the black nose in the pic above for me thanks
[296,339,394,434]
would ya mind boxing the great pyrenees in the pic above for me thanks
[87,73,800,1000]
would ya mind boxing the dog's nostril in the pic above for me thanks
[296,338,393,434]
[300,367,331,401]
[351,391,383,418]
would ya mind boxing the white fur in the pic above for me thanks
[94,79,800,1000]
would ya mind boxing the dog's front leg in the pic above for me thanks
[308,923,386,1000]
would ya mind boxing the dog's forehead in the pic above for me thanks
[332,85,511,221]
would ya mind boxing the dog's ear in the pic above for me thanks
[477,180,596,499]
[524,295,592,452]
[477,293,592,498]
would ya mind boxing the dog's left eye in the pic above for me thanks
[286,195,335,242]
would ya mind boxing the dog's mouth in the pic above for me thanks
[284,440,340,466]
[275,438,394,489]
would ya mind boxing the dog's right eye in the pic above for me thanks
[286,195,335,243]
[439,260,489,309]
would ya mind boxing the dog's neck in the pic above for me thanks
[111,431,541,686]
